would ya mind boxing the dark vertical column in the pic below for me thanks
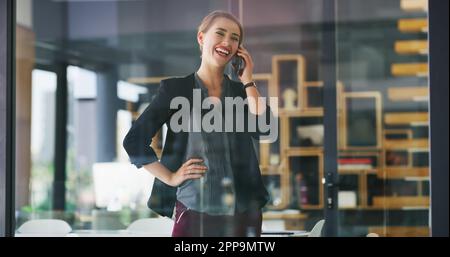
[51,0,69,212]
[428,0,449,237]
[53,64,68,210]
[0,0,15,237]
[322,0,338,237]
[96,67,119,162]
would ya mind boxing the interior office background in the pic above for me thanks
[1,0,448,237]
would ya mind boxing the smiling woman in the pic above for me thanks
[122,10,275,237]
[197,11,243,56]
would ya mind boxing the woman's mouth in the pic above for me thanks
[214,47,231,58]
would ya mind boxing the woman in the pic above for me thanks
[123,10,274,237]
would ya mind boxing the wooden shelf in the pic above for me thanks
[260,165,283,175]
[256,51,431,234]
[263,212,308,220]
[384,112,428,125]
[338,168,378,175]
[391,63,428,77]
[387,86,428,102]
[394,40,428,55]
[285,152,324,210]
[127,76,170,84]
[252,73,272,80]
[384,138,429,150]
[368,226,429,237]
[300,205,324,210]
[384,129,413,139]
[400,0,428,12]
[378,167,429,179]
[286,148,323,156]
[272,54,306,111]
[263,211,309,230]
[279,108,323,117]
[303,81,323,87]
[372,196,429,208]
[398,18,428,33]
[339,206,428,211]
[339,149,381,153]
[302,81,324,111]
[341,92,382,150]
[338,206,383,211]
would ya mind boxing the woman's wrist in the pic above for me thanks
[243,81,256,90]
[167,173,177,187]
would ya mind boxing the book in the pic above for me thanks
[338,158,372,164]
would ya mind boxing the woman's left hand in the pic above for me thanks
[236,45,254,85]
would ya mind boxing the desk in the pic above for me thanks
[71,229,171,237]
[263,212,308,230]
[16,229,309,237]
[261,230,310,237]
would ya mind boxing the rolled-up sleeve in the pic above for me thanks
[122,81,172,169]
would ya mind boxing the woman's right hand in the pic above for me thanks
[169,158,207,187]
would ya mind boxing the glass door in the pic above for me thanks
[334,0,431,236]
[240,0,335,237]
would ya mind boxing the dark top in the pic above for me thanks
[176,72,236,215]
[122,73,273,218]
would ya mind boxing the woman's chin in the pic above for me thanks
[210,59,228,68]
[214,53,231,65]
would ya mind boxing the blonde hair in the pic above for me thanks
[197,10,244,53]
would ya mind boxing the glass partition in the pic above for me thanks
[15,0,430,237]
[336,0,430,236]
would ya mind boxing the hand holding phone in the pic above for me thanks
[231,54,246,77]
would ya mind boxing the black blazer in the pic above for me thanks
[123,73,273,218]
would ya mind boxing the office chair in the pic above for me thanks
[126,217,174,236]
[16,219,72,237]
[308,219,325,237]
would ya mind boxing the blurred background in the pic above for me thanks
[15,0,430,236]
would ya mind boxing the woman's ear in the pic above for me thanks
[197,31,204,49]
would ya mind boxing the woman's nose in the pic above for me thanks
[222,38,232,46]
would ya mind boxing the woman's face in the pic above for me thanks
[198,17,241,68]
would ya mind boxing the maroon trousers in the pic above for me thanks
[171,201,262,237]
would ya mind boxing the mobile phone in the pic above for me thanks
[231,54,245,77]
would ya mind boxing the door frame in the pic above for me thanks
[322,0,339,237]
[0,0,16,237]
[428,0,449,237]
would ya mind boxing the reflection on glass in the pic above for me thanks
[336,0,430,236]
[30,69,57,211]
[14,0,430,237]
[15,0,328,236]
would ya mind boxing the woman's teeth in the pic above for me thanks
[215,47,230,57]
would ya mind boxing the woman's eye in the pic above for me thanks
[216,32,224,36]
[232,37,239,41]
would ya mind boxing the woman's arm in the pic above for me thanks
[122,80,207,187]
[236,46,276,140]
[245,85,267,115]
[236,45,266,115]
[122,80,172,168]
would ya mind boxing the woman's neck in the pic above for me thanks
[196,62,225,89]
